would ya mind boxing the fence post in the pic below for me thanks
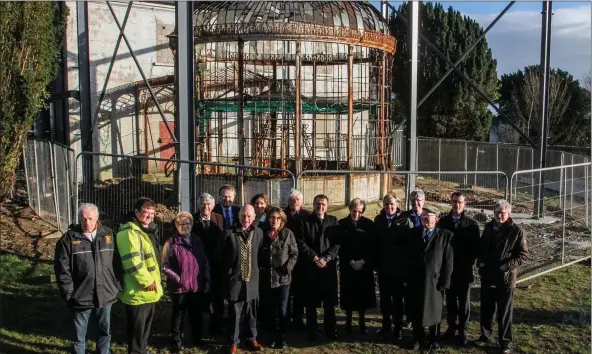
[464,141,468,185]
[33,140,41,216]
[514,147,520,199]
[22,145,32,207]
[585,163,589,227]
[570,154,574,216]
[49,142,61,229]
[562,165,567,265]
[530,148,534,196]
[496,144,499,190]
[438,138,441,180]
[474,148,478,186]
[559,153,564,208]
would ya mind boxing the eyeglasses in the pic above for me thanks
[178,222,192,227]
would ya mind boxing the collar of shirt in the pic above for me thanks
[423,227,435,237]
[201,214,210,221]
[82,229,97,242]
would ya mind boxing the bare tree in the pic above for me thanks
[510,68,576,145]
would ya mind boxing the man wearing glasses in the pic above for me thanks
[475,200,528,354]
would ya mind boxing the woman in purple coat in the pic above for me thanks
[162,212,211,353]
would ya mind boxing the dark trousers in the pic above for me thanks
[305,301,336,337]
[125,302,155,354]
[379,277,405,331]
[260,284,290,342]
[446,282,471,332]
[480,286,514,345]
[209,292,225,334]
[171,292,206,347]
[228,298,258,345]
[289,295,305,324]
[412,324,439,343]
[71,305,112,354]
[345,310,366,329]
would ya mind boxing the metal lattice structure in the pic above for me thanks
[190,1,397,174]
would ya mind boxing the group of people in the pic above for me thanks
[54,184,528,354]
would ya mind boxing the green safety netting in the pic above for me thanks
[197,100,379,115]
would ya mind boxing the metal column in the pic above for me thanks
[404,1,419,206]
[535,1,553,218]
[77,2,93,195]
[295,41,302,176]
[347,44,354,170]
[237,39,245,203]
[175,2,196,212]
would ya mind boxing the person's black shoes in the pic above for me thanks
[473,335,492,347]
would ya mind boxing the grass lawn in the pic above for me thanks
[0,253,589,354]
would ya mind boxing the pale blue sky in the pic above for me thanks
[373,1,591,81]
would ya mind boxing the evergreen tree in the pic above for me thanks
[390,2,499,141]
[0,2,68,201]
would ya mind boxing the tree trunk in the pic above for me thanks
[0,124,28,202]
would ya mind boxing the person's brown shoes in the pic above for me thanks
[247,340,264,351]
[229,344,238,354]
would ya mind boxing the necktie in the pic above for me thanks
[424,230,430,244]
[224,208,231,229]
[203,220,210,229]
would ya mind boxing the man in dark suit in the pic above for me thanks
[213,184,240,230]
[283,189,311,329]
[438,192,481,346]
[218,204,264,354]
[296,194,340,342]
[192,193,225,335]
[407,206,453,352]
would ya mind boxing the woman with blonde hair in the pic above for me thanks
[162,211,210,353]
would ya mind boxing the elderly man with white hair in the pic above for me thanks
[475,200,528,354]
[283,189,311,329]
[218,204,265,354]
[54,203,121,354]
[406,205,453,352]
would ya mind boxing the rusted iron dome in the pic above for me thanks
[193,1,396,54]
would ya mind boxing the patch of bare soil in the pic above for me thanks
[0,201,59,261]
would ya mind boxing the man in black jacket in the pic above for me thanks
[296,194,340,342]
[213,184,241,230]
[374,194,412,342]
[54,203,121,354]
[438,192,481,346]
[192,192,225,335]
[218,204,265,354]
[475,200,528,354]
[283,189,310,329]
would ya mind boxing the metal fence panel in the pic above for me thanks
[75,152,296,233]
[22,139,75,232]
[510,162,592,281]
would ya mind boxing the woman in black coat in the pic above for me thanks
[338,198,376,334]
[258,207,299,349]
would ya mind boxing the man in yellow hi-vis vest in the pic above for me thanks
[116,197,163,354]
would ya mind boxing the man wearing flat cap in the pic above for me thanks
[406,206,454,352]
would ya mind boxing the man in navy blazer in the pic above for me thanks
[213,184,240,230]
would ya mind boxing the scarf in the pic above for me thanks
[239,229,254,281]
